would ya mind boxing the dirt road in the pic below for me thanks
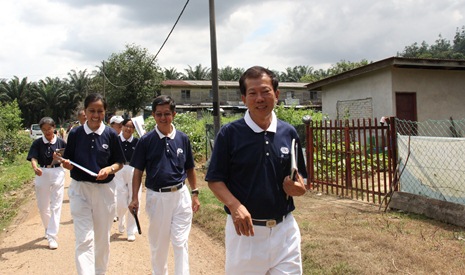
[0,171,225,274]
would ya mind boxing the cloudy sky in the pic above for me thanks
[1,0,463,81]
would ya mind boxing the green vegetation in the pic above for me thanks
[0,153,34,230]
[0,101,31,164]
[398,26,465,59]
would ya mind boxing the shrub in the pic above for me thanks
[0,101,30,164]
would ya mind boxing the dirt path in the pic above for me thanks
[0,171,225,274]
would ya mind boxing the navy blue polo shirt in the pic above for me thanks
[120,135,139,163]
[63,123,126,183]
[130,125,195,190]
[27,135,67,166]
[205,111,307,219]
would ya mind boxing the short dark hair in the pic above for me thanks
[39,117,56,128]
[122,118,132,126]
[152,95,176,113]
[239,66,279,96]
[84,93,107,110]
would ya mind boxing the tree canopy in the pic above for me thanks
[101,44,164,115]
[398,26,465,59]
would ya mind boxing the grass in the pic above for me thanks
[193,166,465,274]
[0,153,35,230]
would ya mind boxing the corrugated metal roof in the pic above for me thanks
[162,80,307,89]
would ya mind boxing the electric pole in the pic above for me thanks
[209,0,221,136]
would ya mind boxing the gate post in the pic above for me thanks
[344,119,352,188]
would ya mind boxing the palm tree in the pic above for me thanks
[32,77,69,122]
[67,69,90,98]
[183,64,211,80]
[0,76,35,126]
[163,67,185,80]
[218,66,244,81]
[279,66,314,82]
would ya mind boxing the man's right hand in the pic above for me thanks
[128,199,139,214]
[230,204,254,237]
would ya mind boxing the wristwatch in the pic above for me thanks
[191,189,199,195]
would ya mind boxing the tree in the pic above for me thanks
[397,26,465,59]
[453,26,465,55]
[67,69,91,99]
[31,77,69,122]
[279,65,314,82]
[183,64,211,80]
[0,76,34,126]
[326,59,370,76]
[163,67,185,80]
[101,44,164,115]
[218,66,244,81]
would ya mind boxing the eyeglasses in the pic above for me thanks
[154,113,173,118]
[123,125,135,129]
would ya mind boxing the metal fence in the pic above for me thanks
[305,118,397,204]
[396,118,465,205]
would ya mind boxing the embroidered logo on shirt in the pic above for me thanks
[177,148,184,156]
[280,147,289,154]
[102,144,109,149]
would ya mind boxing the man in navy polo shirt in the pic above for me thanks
[205,66,308,274]
[129,95,200,275]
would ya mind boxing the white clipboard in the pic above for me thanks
[56,156,98,177]
[131,115,146,137]
[69,160,98,177]
[290,139,298,180]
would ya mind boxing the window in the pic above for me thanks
[181,90,191,99]
[310,91,318,100]
[286,91,294,98]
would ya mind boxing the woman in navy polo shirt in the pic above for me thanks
[27,117,66,250]
[114,118,141,242]
[62,93,125,275]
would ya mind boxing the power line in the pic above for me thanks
[103,0,190,89]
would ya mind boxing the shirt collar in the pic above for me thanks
[42,135,57,144]
[244,110,277,133]
[155,124,176,139]
[84,122,106,135]
[120,133,134,143]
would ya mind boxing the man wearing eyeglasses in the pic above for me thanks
[129,95,200,274]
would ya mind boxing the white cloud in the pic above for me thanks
[0,0,463,81]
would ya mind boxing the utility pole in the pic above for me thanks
[209,0,221,136]
[102,61,106,98]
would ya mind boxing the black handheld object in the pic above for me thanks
[131,208,142,235]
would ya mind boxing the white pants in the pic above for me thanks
[69,179,116,275]
[225,214,302,275]
[115,165,141,236]
[34,166,65,240]
[146,186,192,275]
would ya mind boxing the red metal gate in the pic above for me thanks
[304,117,397,204]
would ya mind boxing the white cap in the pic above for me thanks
[110,115,124,124]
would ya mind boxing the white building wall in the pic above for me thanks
[392,68,465,121]
[322,68,393,120]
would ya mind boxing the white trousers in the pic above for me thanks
[225,214,302,275]
[146,186,192,275]
[34,167,65,240]
[115,165,142,236]
[69,179,116,275]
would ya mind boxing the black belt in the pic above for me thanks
[155,182,184,192]
[252,214,288,228]
[40,164,61,168]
